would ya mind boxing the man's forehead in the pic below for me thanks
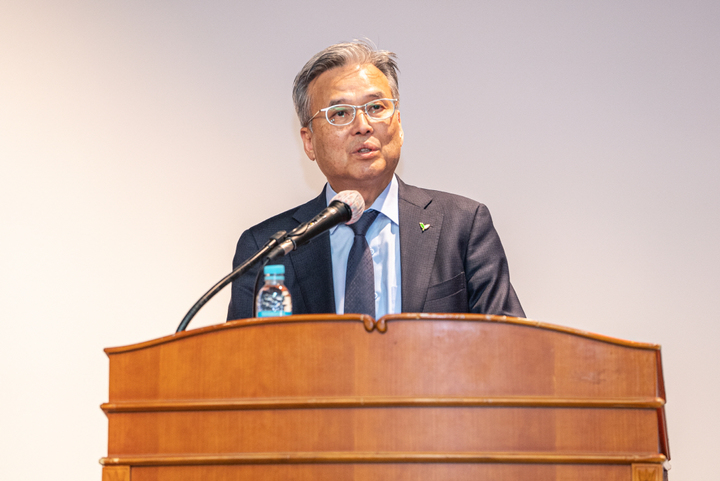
[309,63,392,105]
[327,91,385,106]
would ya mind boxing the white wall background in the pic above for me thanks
[1,1,718,478]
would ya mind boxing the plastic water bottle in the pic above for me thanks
[256,264,292,317]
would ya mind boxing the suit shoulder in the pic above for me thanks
[402,182,488,215]
[427,188,484,207]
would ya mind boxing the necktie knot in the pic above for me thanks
[349,209,380,237]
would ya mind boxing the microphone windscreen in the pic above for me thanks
[332,190,365,225]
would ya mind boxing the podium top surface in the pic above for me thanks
[106,313,660,355]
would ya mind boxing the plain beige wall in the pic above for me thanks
[1,1,718,478]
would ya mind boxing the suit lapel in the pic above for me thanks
[398,179,443,313]
[288,192,336,314]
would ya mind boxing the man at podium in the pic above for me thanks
[227,41,524,321]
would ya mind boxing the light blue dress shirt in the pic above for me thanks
[325,175,402,319]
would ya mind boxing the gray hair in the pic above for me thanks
[293,40,400,127]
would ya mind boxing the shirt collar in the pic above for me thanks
[325,175,400,232]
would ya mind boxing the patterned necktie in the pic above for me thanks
[344,209,380,318]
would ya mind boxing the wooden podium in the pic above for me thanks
[100,314,669,481]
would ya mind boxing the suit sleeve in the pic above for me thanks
[464,204,525,317]
[226,229,263,321]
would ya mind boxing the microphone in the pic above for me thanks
[267,190,365,260]
[175,191,364,332]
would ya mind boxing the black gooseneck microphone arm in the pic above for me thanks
[175,230,287,333]
[175,191,360,333]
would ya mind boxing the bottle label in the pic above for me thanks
[257,310,292,317]
[256,283,292,318]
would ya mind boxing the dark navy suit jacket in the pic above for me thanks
[227,178,524,321]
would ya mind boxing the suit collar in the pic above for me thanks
[292,190,327,224]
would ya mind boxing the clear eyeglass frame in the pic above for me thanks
[307,98,398,128]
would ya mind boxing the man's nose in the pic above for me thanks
[352,109,373,134]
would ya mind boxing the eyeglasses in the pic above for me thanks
[307,98,398,127]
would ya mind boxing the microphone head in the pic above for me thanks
[331,190,365,225]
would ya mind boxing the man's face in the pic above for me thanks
[300,63,403,203]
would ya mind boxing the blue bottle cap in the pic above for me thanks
[264,264,285,275]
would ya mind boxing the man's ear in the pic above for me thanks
[300,127,316,161]
[397,112,404,144]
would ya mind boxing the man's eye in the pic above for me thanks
[329,107,350,119]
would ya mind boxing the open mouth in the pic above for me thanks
[354,144,378,155]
